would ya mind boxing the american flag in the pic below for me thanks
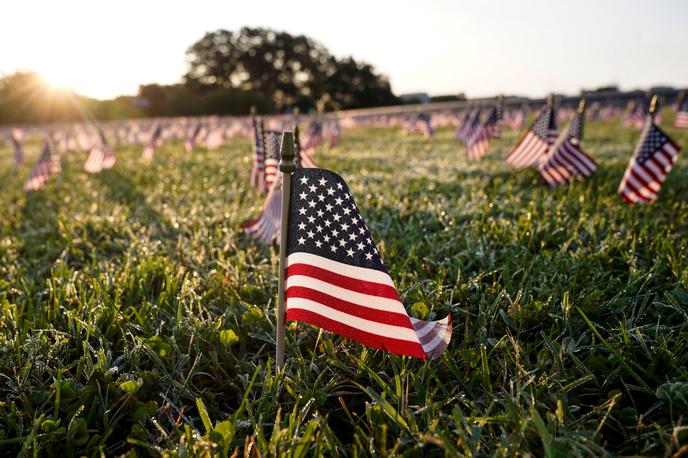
[301,120,323,157]
[84,129,116,173]
[506,104,555,169]
[456,110,480,144]
[185,123,204,152]
[484,101,503,139]
[539,109,597,186]
[10,129,24,166]
[453,110,470,140]
[263,130,282,190]
[24,138,61,192]
[142,124,163,160]
[675,94,688,128]
[463,112,489,160]
[618,118,681,204]
[624,100,646,130]
[249,118,266,192]
[284,168,452,359]
[243,130,318,244]
[295,126,318,169]
[325,118,342,147]
[406,113,434,138]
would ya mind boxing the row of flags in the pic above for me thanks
[2,93,686,365]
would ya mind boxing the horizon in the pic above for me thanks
[3,0,688,101]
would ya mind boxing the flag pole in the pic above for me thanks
[276,131,296,371]
[649,94,658,120]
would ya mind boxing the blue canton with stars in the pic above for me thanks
[287,168,386,273]
[567,111,584,142]
[635,124,669,164]
[264,130,282,161]
[531,106,554,140]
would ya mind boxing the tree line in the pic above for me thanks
[0,27,403,124]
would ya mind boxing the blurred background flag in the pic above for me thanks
[142,124,163,160]
[618,98,681,204]
[539,100,597,186]
[243,127,318,245]
[24,138,60,192]
[249,117,266,192]
[10,128,24,167]
[283,168,452,360]
[507,101,556,169]
[675,91,688,128]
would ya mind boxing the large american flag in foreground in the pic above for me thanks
[539,110,597,186]
[24,139,61,192]
[618,118,681,204]
[506,105,555,168]
[285,168,452,359]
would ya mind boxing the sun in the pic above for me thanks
[38,66,76,93]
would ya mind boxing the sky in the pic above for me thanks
[2,0,687,100]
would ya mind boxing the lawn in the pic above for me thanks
[1,117,687,456]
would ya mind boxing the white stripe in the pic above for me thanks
[287,298,420,343]
[286,275,408,314]
[287,252,395,287]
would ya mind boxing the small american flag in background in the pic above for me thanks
[244,131,319,244]
[618,118,681,204]
[24,138,61,192]
[142,124,163,160]
[539,110,597,186]
[185,123,204,152]
[301,120,323,157]
[484,102,502,139]
[453,110,470,140]
[675,94,688,129]
[249,118,266,192]
[456,110,479,144]
[463,112,489,160]
[284,168,452,360]
[85,129,116,173]
[263,130,282,190]
[10,128,24,167]
[507,105,555,169]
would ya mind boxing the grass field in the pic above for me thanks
[1,118,688,457]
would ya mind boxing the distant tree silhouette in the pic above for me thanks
[184,27,399,111]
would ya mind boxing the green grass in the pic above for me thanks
[1,118,688,456]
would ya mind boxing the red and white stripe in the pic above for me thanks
[675,111,688,128]
[467,129,489,160]
[618,139,680,204]
[84,147,105,173]
[264,158,279,190]
[243,175,282,244]
[539,140,597,186]
[285,252,452,360]
[102,146,116,169]
[506,131,549,169]
[24,161,52,191]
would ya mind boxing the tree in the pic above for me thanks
[184,27,398,111]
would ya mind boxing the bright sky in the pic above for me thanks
[2,0,687,100]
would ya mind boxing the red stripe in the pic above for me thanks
[286,309,426,359]
[286,263,401,300]
[286,286,414,327]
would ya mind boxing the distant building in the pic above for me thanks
[399,92,431,104]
